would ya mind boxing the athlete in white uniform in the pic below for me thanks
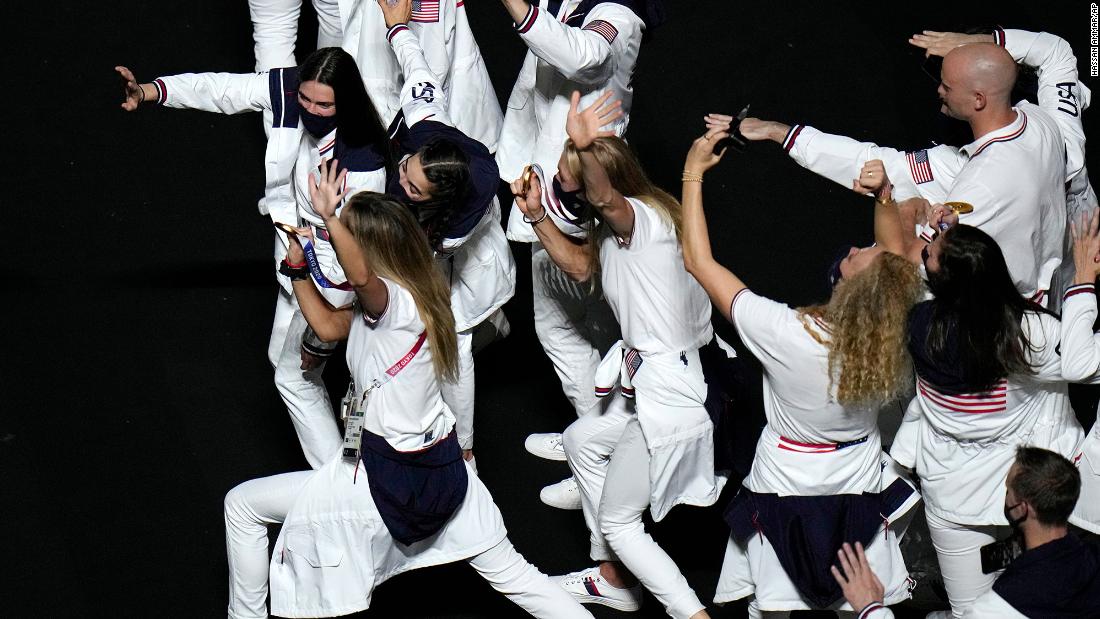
[512,94,726,619]
[496,0,649,485]
[678,129,924,617]
[116,48,391,469]
[738,30,1091,307]
[889,222,1099,617]
[378,0,516,459]
[224,182,592,619]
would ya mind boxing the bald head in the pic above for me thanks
[939,43,1017,120]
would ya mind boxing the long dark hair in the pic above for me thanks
[924,225,1048,391]
[413,139,470,249]
[299,47,390,161]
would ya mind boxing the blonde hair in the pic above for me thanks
[562,137,682,280]
[342,192,458,381]
[799,252,923,407]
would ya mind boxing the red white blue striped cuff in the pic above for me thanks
[387,23,410,43]
[515,5,538,34]
[992,27,1006,47]
[153,78,167,105]
[782,124,804,153]
[1064,283,1096,302]
[858,601,887,619]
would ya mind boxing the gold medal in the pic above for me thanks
[944,201,974,215]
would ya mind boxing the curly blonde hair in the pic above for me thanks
[799,252,923,407]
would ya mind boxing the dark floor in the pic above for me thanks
[6,0,1096,617]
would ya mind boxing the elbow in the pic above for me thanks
[312,325,344,344]
[564,262,593,284]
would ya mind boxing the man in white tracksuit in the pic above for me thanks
[738,28,1093,309]
[495,0,650,505]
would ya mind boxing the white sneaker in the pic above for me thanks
[924,612,952,619]
[540,476,582,510]
[525,432,567,461]
[551,565,643,612]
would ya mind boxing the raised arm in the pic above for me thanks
[734,115,963,205]
[913,28,1091,183]
[114,65,271,114]
[565,91,633,238]
[511,172,593,282]
[284,230,354,342]
[681,128,746,323]
[502,1,641,84]
[309,159,390,318]
[1059,210,1100,383]
[380,0,454,128]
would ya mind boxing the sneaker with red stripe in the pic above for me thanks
[551,566,643,612]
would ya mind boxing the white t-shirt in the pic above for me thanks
[599,197,712,354]
[345,277,455,452]
[730,289,883,496]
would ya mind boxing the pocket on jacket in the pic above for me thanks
[283,526,344,568]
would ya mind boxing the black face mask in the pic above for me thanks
[552,175,588,219]
[1004,501,1028,528]
[300,109,337,139]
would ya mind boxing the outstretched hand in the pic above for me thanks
[566,90,623,150]
[376,0,412,29]
[308,159,349,221]
[115,66,146,111]
[831,542,884,613]
[908,30,992,58]
[685,128,729,176]
[1071,209,1100,285]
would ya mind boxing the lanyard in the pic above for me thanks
[303,240,353,290]
[361,331,428,403]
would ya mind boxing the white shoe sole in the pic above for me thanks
[549,576,642,612]
[570,592,641,612]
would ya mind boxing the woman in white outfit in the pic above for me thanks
[511,91,729,619]
[116,47,391,469]
[678,130,926,618]
[888,217,1100,618]
[223,173,592,618]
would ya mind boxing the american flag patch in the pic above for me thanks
[907,149,934,184]
[625,349,643,379]
[583,19,618,44]
[411,0,440,22]
[918,377,1007,414]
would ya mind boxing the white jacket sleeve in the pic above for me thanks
[249,0,301,70]
[513,3,640,85]
[1002,28,1091,183]
[155,72,272,115]
[1058,283,1100,383]
[387,25,454,127]
[409,0,457,91]
[784,124,963,203]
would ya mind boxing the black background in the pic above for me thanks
[4,1,1096,617]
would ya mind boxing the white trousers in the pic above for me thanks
[531,244,619,418]
[249,0,342,71]
[269,288,341,469]
[925,508,1011,619]
[441,329,476,450]
[564,406,706,619]
[224,470,594,619]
